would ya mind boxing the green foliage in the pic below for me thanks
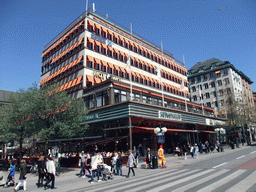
[0,83,89,146]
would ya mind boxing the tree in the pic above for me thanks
[0,83,89,157]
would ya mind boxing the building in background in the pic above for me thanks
[39,9,225,153]
[188,58,255,142]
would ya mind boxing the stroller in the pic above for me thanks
[101,164,113,181]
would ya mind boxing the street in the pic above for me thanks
[2,144,256,192]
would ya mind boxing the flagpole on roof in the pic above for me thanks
[182,55,188,112]
[160,41,164,107]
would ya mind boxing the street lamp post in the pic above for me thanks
[215,128,226,152]
[154,127,167,147]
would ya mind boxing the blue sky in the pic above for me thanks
[1,0,255,92]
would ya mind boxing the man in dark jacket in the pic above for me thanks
[14,159,27,191]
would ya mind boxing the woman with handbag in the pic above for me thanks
[14,160,27,191]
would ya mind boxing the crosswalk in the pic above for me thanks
[77,168,256,192]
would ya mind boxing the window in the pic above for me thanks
[96,94,103,107]
[142,96,147,103]
[226,88,231,94]
[204,83,209,89]
[199,84,202,90]
[89,96,95,109]
[103,91,109,106]
[214,101,218,107]
[206,102,211,107]
[205,92,210,98]
[134,94,141,102]
[197,76,201,82]
[210,73,214,78]
[211,63,217,69]
[212,91,216,97]
[190,78,195,84]
[216,71,221,77]
[210,81,215,88]
[121,91,127,101]
[220,99,224,106]
[203,75,207,80]
[219,89,224,96]
[191,86,196,92]
[193,95,197,101]
[223,69,228,75]
[224,78,230,85]
[147,96,152,104]
[217,80,222,86]
[114,89,120,103]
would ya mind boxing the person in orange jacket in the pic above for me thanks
[158,145,167,168]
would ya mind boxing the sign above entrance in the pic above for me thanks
[159,111,182,121]
[85,113,99,120]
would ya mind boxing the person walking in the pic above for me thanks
[79,151,86,177]
[44,157,56,189]
[89,152,101,183]
[116,152,123,176]
[37,156,46,187]
[14,160,27,191]
[194,144,199,159]
[84,154,91,178]
[190,144,194,158]
[133,149,139,168]
[5,161,15,187]
[126,149,135,178]
[158,145,166,168]
[145,148,151,169]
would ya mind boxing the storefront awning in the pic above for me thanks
[133,126,199,133]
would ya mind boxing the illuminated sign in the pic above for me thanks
[159,111,182,121]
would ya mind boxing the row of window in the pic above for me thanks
[42,21,85,61]
[189,69,229,84]
[192,88,231,100]
[86,59,188,97]
[40,57,84,86]
[42,39,84,75]
[84,89,214,116]
[190,78,230,92]
[87,20,187,76]
[87,39,185,86]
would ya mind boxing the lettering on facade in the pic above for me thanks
[94,72,123,82]
[159,111,182,121]
[85,113,99,120]
[91,34,113,47]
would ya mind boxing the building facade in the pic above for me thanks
[39,9,225,153]
[188,58,254,118]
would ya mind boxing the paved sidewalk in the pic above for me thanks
[1,143,254,192]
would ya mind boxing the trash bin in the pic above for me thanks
[151,155,158,169]
[231,142,235,149]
